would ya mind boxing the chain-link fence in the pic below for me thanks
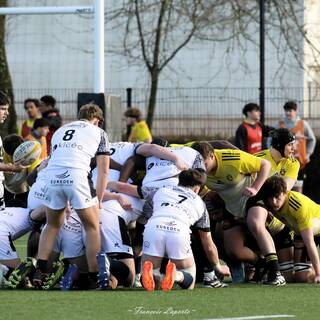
[14,86,320,139]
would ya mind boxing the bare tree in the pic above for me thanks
[0,0,17,136]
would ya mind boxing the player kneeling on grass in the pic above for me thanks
[0,206,46,288]
[141,169,227,292]
[259,176,320,283]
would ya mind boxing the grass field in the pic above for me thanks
[1,238,319,320]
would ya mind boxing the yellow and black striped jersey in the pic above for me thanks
[275,191,320,235]
[206,149,262,188]
[254,149,299,180]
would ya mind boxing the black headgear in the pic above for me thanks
[271,128,295,157]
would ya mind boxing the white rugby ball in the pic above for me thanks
[13,140,42,166]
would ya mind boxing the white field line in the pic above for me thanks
[205,315,296,320]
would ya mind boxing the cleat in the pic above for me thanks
[32,268,48,289]
[263,271,286,286]
[7,257,35,289]
[142,261,155,291]
[0,263,9,288]
[97,252,110,290]
[161,261,176,292]
[203,276,228,288]
[133,273,142,288]
[42,261,65,290]
[60,264,79,291]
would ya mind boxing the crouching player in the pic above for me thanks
[141,169,227,291]
[260,176,320,283]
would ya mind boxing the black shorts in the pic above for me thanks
[272,226,294,251]
[245,195,267,215]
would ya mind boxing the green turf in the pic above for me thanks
[1,237,318,320]
[0,284,319,320]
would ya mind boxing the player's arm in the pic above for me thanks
[0,163,25,173]
[243,158,271,197]
[110,158,122,171]
[300,227,320,283]
[107,181,139,198]
[102,190,132,210]
[119,154,145,182]
[198,230,229,277]
[136,143,188,171]
[96,154,110,206]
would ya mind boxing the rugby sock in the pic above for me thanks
[37,259,48,273]
[3,267,14,280]
[109,259,130,286]
[265,253,279,278]
[134,255,142,275]
[77,273,90,290]
[177,271,193,289]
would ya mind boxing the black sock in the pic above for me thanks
[77,273,89,290]
[265,253,279,278]
[110,259,130,287]
[178,271,194,289]
[134,255,142,275]
[88,272,98,281]
[4,267,14,280]
[37,259,48,273]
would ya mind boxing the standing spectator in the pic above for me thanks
[276,101,316,192]
[18,98,41,139]
[124,107,152,143]
[235,103,273,154]
[25,118,50,161]
[42,108,62,155]
[39,95,56,114]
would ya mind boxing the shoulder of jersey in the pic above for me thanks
[288,192,302,211]
[287,156,299,164]
[219,149,241,161]
[254,151,268,158]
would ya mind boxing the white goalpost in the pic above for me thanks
[0,0,105,93]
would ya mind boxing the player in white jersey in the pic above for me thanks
[34,104,110,289]
[0,206,45,282]
[141,169,227,291]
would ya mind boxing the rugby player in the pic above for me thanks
[259,175,320,283]
[33,104,110,289]
[141,169,226,291]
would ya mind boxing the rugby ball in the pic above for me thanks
[13,140,42,166]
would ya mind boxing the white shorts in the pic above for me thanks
[44,168,98,210]
[28,179,46,210]
[53,215,86,259]
[142,218,192,260]
[0,234,18,261]
[100,211,133,257]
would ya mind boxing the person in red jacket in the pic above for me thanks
[235,103,273,154]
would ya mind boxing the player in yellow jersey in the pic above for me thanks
[260,175,320,283]
[245,129,298,283]
[191,142,275,283]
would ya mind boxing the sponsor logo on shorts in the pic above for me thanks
[51,171,74,185]
[143,241,150,248]
[156,224,181,232]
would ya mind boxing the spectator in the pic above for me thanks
[275,100,316,193]
[39,95,56,114]
[19,98,41,139]
[124,107,152,143]
[42,106,62,155]
[235,103,274,154]
[25,118,50,161]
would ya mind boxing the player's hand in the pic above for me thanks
[242,187,258,197]
[37,158,49,172]
[220,264,231,277]
[6,163,27,173]
[117,195,132,210]
[314,275,320,283]
[175,158,188,171]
